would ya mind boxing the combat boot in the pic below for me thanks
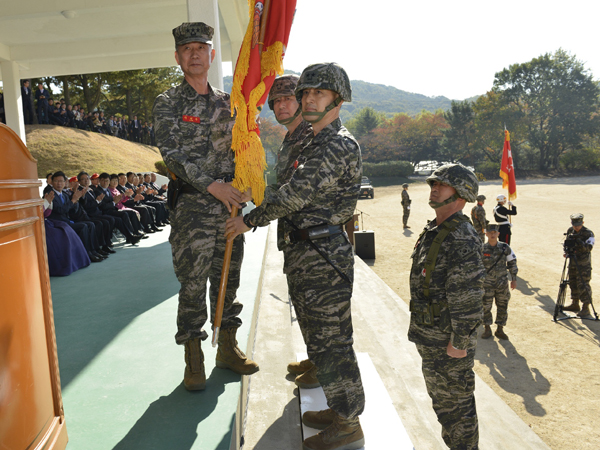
[215,328,259,375]
[287,358,314,375]
[577,302,591,317]
[295,364,320,389]
[562,299,580,312]
[481,325,492,339]
[495,325,509,340]
[303,408,336,430]
[302,413,365,450]
[184,338,206,391]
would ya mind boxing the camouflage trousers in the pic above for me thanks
[416,344,479,450]
[483,278,511,326]
[169,195,244,345]
[284,239,365,419]
[569,261,592,304]
[403,206,410,227]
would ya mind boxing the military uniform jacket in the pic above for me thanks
[408,212,484,349]
[567,226,594,267]
[153,79,235,215]
[273,120,313,251]
[401,190,410,207]
[482,241,518,284]
[471,204,486,233]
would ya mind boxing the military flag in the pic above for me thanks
[214,0,296,345]
[500,129,517,201]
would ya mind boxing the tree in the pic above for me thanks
[346,107,383,138]
[442,100,475,164]
[493,49,600,171]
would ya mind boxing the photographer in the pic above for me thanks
[563,213,595,317]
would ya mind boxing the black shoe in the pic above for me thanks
[145,227,155,234]
[97,249,110,257]
[152,226,163,232]
[103,246,116,254]
[94,251,109,259]
[88,252,103,262]
[126,235,141,245]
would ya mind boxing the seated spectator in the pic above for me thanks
[43,190,91,275]
[117,172,158,233]
[43,172,54,195]
[66,104,75,127]
[48,99,65,126]
[68,176,79,192]
[90,173,100,188]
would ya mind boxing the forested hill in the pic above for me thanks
[223,75,456,122]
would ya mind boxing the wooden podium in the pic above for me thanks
[0,123,68,449]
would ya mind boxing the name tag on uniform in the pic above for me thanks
[483,253,491,257]
[182,115,200,123]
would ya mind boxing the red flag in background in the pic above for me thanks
[499,129,517,200]
[230,0,296,206]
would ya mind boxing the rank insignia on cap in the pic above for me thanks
[182,115,201,124]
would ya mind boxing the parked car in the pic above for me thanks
[359,176,374,199]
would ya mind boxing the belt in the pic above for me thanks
[285,224,344,244]
[180,175,234,194]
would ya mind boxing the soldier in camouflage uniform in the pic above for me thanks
[266,75,322,389]
[480,224,518,340]
[401,183,411,228]
[153,22,258,392]
[408,163,484,450]
[562,213,595,317]
[471,194,486,243]
[226,63,365,450]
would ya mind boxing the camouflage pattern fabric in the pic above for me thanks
[295,63,352,102]
[482,241,518,326]
[401,189,410,227]
[248,117,364,419]
[408,211,484,449]
[268,74,301,110]
[567,226,594,303]
[416,344,479,450]
[153,79,244,344]
[426,164,479,203]
[172,22,214,47]
[471,204,486,242]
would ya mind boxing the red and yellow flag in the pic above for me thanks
[230,0,296,206]
[499,129,517,200]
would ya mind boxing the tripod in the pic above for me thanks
[554,253,599,322]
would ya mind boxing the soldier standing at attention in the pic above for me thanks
[153,22,259,392]
[401,183,411,228]
[493,194,517,244]
[226,63,365,450]
[480,224,518,340]
[471,194,486,243]
[408,163,484,450]
[266,75,321,390]
[562,213,595,317]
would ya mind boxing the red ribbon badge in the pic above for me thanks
[182,115,200,123]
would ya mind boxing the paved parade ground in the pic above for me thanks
[50,176,600,449]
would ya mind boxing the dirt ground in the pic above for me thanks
[356,176,600,450]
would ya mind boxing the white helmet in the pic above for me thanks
[496,194,506,203]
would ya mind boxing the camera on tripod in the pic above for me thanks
[563,233,579,255]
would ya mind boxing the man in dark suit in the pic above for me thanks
[47,171,104,262]
[35,83,49,124]
[21,80,35,125]
[129,115,141,142]
[124,172,162,231]
[117,173,157,233]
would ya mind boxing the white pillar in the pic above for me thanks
[0,60,26,145]
[187,0,224,91]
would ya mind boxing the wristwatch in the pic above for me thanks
[243,214,257,231]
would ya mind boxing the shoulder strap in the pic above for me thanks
[423,215,469,297]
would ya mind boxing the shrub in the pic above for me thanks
[560,147,600,171]
[155,160,168,176]
[475,160,500,179]
[362,160,413,178]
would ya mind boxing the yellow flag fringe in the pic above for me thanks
[230,1,286,206]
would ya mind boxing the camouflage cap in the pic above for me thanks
[477,194,486,201]
[173,22,213,47]
[570,213,584,225]
[426,163,479,203]
[268,74,300,110]
[295,63,352,102]
[487,223,500,232]
[402,183,409,188]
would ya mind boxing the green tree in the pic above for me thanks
[493,49,600,171]
[442,100,475,164]
[346,107,383,138]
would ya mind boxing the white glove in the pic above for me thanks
[508,201,513,207]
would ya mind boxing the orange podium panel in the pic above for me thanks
[0,123,68,450]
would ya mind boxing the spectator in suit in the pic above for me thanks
[117,172,157,233]
[35,83,50,124]
[66,104,75,127]
[21,80,35,125]
[129,115,141,142]
[149,173,168,196]
[107,174,146,240]
[47,171,104,262]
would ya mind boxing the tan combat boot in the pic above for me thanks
[287,358,314,375]
[481,325,492,339]
[215,328,259,375]
[302,413,365,450]
[303,408,336,430]
[295,364,321,389]
[495,325,509,340]
[563,299,580,312]
[577,302,591,317]
[184,338,206,391]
